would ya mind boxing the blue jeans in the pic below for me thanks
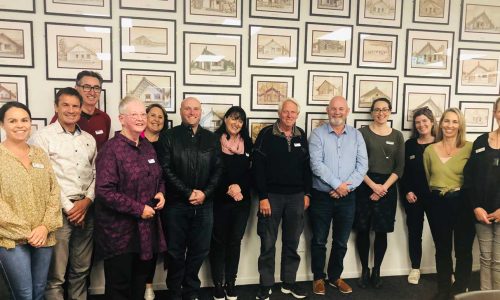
[309,189,355,281]
[0,244,53,300]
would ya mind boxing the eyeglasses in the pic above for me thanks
[123,113,147,120]
[372,108,391,113]
[77,84,102,93]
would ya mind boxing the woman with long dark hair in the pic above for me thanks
[210,106,253,300]
[423,108,475,300]
[0,102,62,300]
[354,98,405,289]
[463,97,500,290]
[400,107,436,284]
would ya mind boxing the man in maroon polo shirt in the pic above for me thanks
[51,70,111,150]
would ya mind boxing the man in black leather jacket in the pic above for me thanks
[157,97,222,300]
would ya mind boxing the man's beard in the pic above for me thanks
[329,117,345,127]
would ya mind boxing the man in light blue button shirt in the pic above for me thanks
[308,96,368,296]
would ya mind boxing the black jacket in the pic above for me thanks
[253,121,312,200]
[157,124,222,204]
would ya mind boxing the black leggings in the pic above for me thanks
[356,231,388,270]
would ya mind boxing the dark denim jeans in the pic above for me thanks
[309,189,355,281]
[426,190,476,293]
[162,203,213,298]
[0,244,53,300]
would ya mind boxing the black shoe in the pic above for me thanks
[213,282,225,300]
[371,268,382,289]
[225,281,237,300]
[256,286,272,300]
[357,268,370,289]
[281,282,308,299]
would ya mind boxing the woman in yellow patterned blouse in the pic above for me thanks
[423,108,474,300]
[0,102,62,300]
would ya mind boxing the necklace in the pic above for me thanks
[442,141,455,157]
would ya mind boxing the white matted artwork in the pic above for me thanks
[120,17,176,63]
[251,74,294,111]
[459,101,495,133]
[413,0,450,24]
[357,32,397,69]
[184,92,241,132]
[247,117,276,142]
[250,0,300,20]
[307,70,348,106]
[185,0,242,27]
[31,118,47,136]
[402,84,451,130]
[120,0,175,11]
[44,0,112,18]
[0,75,28,107]
[305,22,353,64]
[357,0,403,28]
[456,48,500,95]
[45,22,112,81]
[249,25,299,69]
[0,19,33,68]
[353,75,398,114]
[310,0,351,17]
[184,32,242,87]
[460,0,500,43]
[0,0,35,13]
[305,112,329,138]
[121,69,176,113]
[405,29,454,78]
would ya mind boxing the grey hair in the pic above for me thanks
[118,95,143,114]
[278,98,300,114]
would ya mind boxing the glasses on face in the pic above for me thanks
[372,108,390,114]
[123,113,147,120]
[77,84,102,93]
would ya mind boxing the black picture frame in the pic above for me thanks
[0,74,28,107]
[455,48,500,96]
[353,74,399,114]
[305,112,328,138]
[247,117,276,142]
[309,0,351,18]
[459,100,496,133]
[119,0,176,12]
[0,19,34,68]
[357,0,403,29]
[184,0,243,27]
[0,0,35,13]
[357,32,398,70]
[307,70,348,106]
[413,0,451,25]
[44,0,112,19]
[249,25,299,69]
[304,22,353,65]
[250,74,295,112]
[459,0,500,44]
[249,0,300,21]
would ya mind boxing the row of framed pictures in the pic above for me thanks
[1,0,499,42]
[2,73,496,134]
[2,18,500,92]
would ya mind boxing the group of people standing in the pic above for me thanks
[0,68,499,300]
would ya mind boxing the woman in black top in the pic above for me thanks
[463,97,500,290]
[210,106,252,300]
[143,103,168,300]
[400,107,436,285]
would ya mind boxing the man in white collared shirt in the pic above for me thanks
[30,87,96,300]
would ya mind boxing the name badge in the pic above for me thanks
[476,147,485,153]
[409,155,415,160]
[386,141,394,145]
[32,163,45,169]
[245,152,250,157]
[95,130,104,135]
[148,159,155,164]
[294,143,301,147]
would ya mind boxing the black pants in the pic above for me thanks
[209,199,250,284]
[103,253,156,300]
[403,194,430,269]
[257,192,305,287]
[426,190,476,293]
[163,203,213,298]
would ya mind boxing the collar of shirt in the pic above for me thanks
[55,120,82,135]
[328,124,347,136]
[272,120,302,138]
[117,131,145,149]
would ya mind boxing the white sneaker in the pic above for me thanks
[408,269,420,285]
[144,286,155,300]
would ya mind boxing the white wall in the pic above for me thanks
[2,0,494,294]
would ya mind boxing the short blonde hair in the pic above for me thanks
[436,107,467,148]
[278,98,300,114]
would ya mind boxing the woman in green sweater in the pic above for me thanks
[423,108,475,300]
